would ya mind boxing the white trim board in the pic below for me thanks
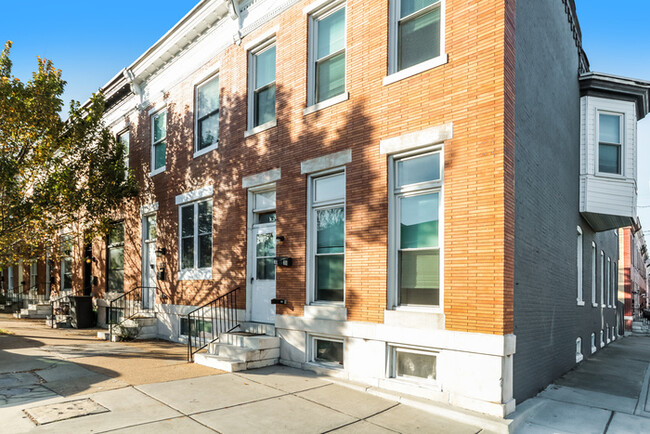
[380,123,453,155]
[175,185,214,205]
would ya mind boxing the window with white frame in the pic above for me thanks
[151,110,167,173]
[390,346,437,382]
[600,330,604,347]
[577,226,583,304]
[391,150,442,307]
[179,199,213,279]
[29,262,37,291]
[612,262,617,306]
[308,1,346,106]
[591,242,596,306]
[309,172,345,303]
[576,337,583,363]
[195,75,220,152]
[600,251,604,306]
[61,234,73,292]
[249,41,276,129]
[107,221,125,292]
[117,130,129,178]
[7,266,13,293]
[389,0,442,74]
[591,332,596,353]
[598,112,623,175]
[606,257,611,307]
[311,336,344,368]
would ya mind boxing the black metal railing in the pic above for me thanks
[7,291,24,312]
[50,293,72,328]
[187,287,241,362]
[108,286,157,341]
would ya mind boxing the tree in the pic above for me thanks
[0,41,137,267]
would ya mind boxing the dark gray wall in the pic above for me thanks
[513,1,618,402]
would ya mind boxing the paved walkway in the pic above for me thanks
[0,314,497,433]
[509,335,650,433]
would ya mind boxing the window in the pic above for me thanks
[179,199,213,279]
[612,262,617,307]
[107,222,125,292]
[576,337,583,363]
[7,266,13,293]
[309,172,345,302]
[591,333,596,353]
[118,130,129,178]
[600,251,604,307]
[308,1,346,105]
[311,336,344,368]
[390,346,437,382]
[195,76,220,153]
[591,242,597,307]
[151,110,167,173]
[577,226,583,305]
[61,234,73,292]
[598,113,623,174]
[249,42,276,129]
[390,0,442,74]
[606,257,610,307]
[600,330,604,348]
[391,151,442,308]
[180,317,213,337]
[29,263,37,291]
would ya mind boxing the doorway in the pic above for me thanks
[142,215,157,309]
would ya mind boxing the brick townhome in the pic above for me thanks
[4,0,650,417]
[619,221,649,330]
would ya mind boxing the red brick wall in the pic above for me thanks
[89,0,514,335]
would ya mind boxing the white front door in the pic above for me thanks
[251,225,276,324]
[142,215,157,309]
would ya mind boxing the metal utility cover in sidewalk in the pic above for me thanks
[24,398,109,425]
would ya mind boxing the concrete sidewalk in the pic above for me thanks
[509,335,650,433]
[1,315,506,433]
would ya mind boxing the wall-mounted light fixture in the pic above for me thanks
[155,247,167,257]
[276,235,285,242]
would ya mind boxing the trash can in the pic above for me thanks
[69,296,94,328]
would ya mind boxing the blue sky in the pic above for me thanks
[2,1,649,230]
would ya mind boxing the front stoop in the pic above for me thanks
[13,303,51,319]
[632,321,650,335]
[101,314,157,340]
[194,332,280,372]
[46,314,72,328]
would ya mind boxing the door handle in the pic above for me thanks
[250,276,254,283]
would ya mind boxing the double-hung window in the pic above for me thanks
[309,172,345,303]
[179,199,213,280]
[577,226,583,305]
[117,130,129,179]
[591,242,597,307]
[29,263,37,291]
[151,110,167,174]
[598,113,623,175]
[391,151,442,308]
[107,222,125,292]
[308,1,346,106]
[7,266,13,293]
[249,41,276,130]
[61,234,73,292]
[195,75,220,153]
[389,0,443,75]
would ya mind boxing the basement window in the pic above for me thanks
[390,346,437,382]
[179,317,213,337]
[311,336,344,368]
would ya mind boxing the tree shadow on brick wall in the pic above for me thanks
[118,83,381,322]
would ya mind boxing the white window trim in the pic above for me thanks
[175,185,214,205]
[178,198,213,281]
[600,330,604,348]
[7,266,13,292]
[303,92,349,116]
[577,226,584,306]
[117,129,130,178]
[194,73,220,157]
[600,251,605,307]
[306,0,347,109]
[591,242,597,307]
[308,334,345,369]
[247,35,277,133]
[150,109,167,176]
[306,169,346,305]
[387,344,440,385]
[388,145,444,313]
[612,262,617,307]
[606,257,611,308]
[595,110,625,178]
[576,337,583,363]
[385,0,447,86]
[591,333,597,354]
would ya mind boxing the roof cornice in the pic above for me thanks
[579,72,650,120]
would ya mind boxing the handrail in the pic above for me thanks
[187,287,241,362]
[108,286,157,341]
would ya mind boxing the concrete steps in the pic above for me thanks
[98,314,157,341]
[632,321,650,335]
[194,331,280,372]
[13,303,51,319]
